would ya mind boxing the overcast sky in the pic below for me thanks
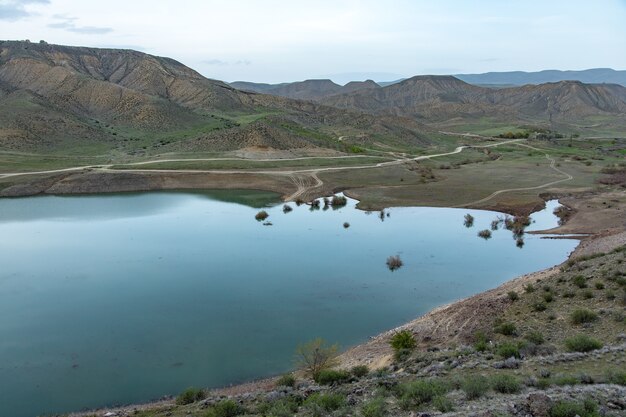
[1,0,625,84]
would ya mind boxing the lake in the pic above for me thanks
[0,191,577,417]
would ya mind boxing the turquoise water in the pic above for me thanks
[0,191,576,417]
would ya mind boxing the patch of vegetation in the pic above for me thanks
[360,397,386,417]
[276,374,296,388]
[330,195,347,207]
[570,308,598,325]
[390,330,416,352]
[478,229,492,239]
[494,322,517,336]
[507,291,519,301]
[491,374,521,394]
[461,375,490,399]
[564,334,603,352]
[497,342,521,358]
[549,398,600,417]
[314,369,351,385]
[304,393,346,413]
[463,213,475,227]
[397,379,449,409]
[351,365,369,378]
[176,387,206,405]
[206,400,245,417]
[524,330,545,345]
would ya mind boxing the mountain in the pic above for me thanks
[321,75,626,123]
[455,68,626,87]
[0,40,428,154]
[230,79,380,101]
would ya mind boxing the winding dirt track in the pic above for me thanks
[0,138,571,205]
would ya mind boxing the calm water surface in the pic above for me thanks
[0,191,577,417]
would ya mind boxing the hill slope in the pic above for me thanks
[456,68,626,87]
[230,79,380,101]
[0,41,429,155]
[321,75,626,124]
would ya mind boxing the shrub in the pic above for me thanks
[524,283,536,293]
[606,369,626,385]
[572,275,587,288]
[532,301,547,312]
[360,397,386,417]
[343,222,350,229]
[543,292,554,303]
[570,309,598,325]
[432,395,454,412]
[524,330,545,345]
[594,282,604,290]
[390,330,416,352]
[351,365,369,378]
[473,331,489,352]
[257,397,301,417]
[563,290,575,298]
[491,374,521,393]
[282,204,293,213]
[386,255,403,271]
[564,334,603,352]
[314,369,351,385]
[398,379,449,409]
[176,387,206,405]
[304,393,345,413]
[464,213,475,227]
[497,342,521,358]
[549,399,599,417]
[494,322,517,336]
[255,210,269,221]
[330,195,347,207]
[507,291,519,301]
[294,338,338,379]
[208,400,244,417]
[478,229,492,239]
[276,374,296,388]
[461,375,489,400]
[606,290,616,300]
[581,289,594,299]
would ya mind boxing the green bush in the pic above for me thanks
[473,331,489,352]
[351,365,369,378]
[532,301,547,312]
[543,292,554,303]
[304,393,345,413]
[176,387,206,405]
[524,330,545,345]
[549,399,600,417]
[398,379,449,409]
[390,330,416,352]
[491,374,521,393]
[572,275,587,288]
[276,374,296,388]
[314,369,351,385]
[507,291,519,301]
[497,342,521,358]
[360,397,386,417]
[606,369,626,385]
[564,334,603,352]
[594,282,605,290]
[256,397,301,417]
[524,283,536,293]
[570,308,598,324]
[208,400,245,417]
[494,322,517,336]
[432,395,454,412]
[581,289,594,299]
[330,195,347,207]
[461,375,489,400]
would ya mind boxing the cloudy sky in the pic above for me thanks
[1,0,625,84]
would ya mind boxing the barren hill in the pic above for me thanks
[230,79,380,101]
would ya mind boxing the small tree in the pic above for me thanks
[464,213,474,227]
[295,338,339,379]
[386,255,403,271]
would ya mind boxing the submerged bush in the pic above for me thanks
[478,229,492,239]
[255,210,269,221]
[386,255,403,271]
[343,222,350,229]
[331,195,347,207]
[464,213,475,227]
[282,204,293,213]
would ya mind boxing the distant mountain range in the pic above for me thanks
[455,68,626,87]
[230,79,381,101]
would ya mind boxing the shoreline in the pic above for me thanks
[59,194,625,417]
